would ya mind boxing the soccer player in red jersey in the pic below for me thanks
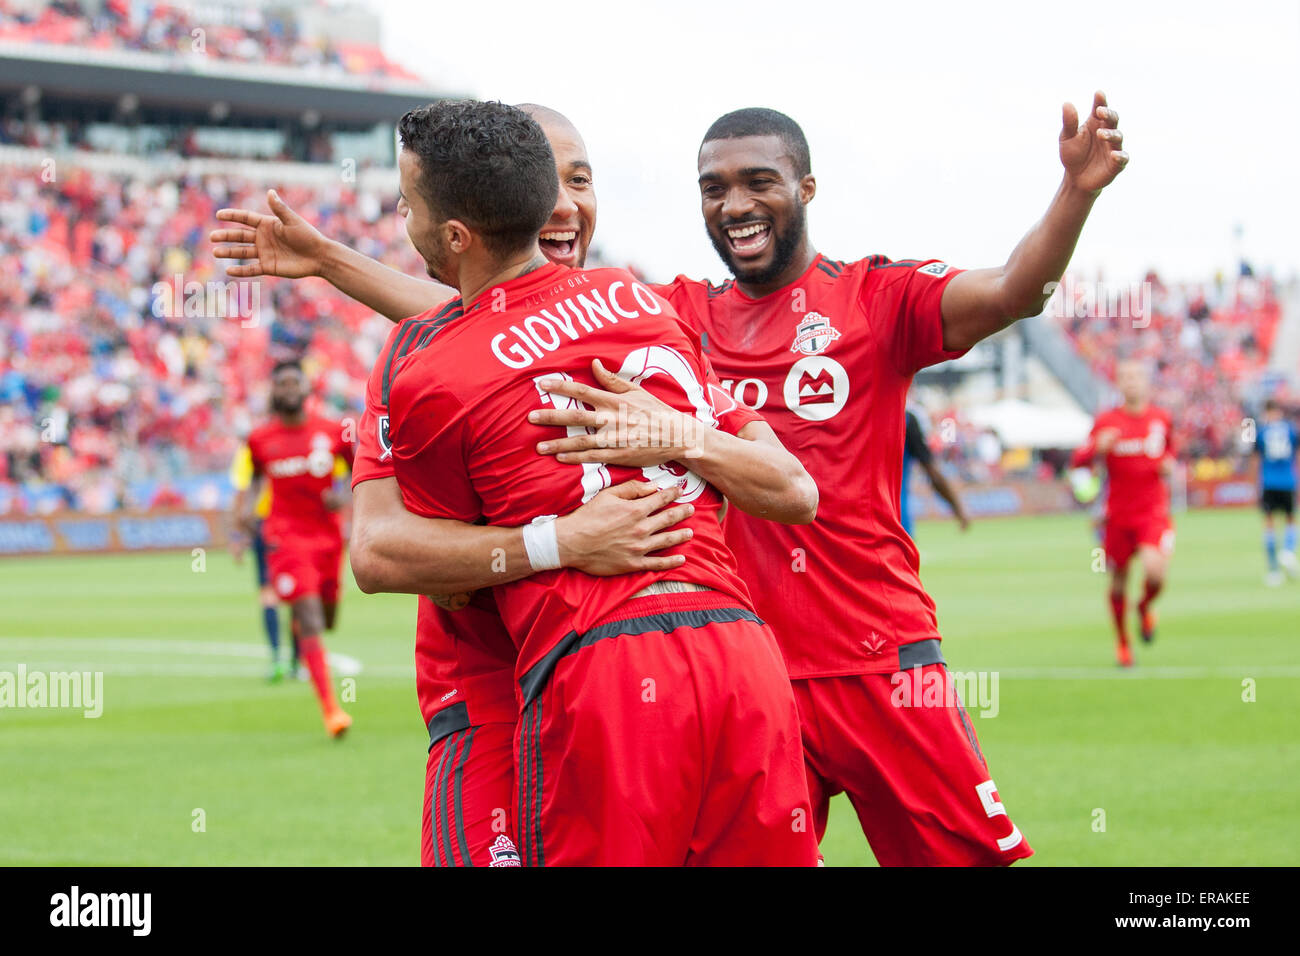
[384,100,818,866]
[535,99,1126,865]
[1070,360,1175,666]
[214,94,1128,865]
[242,360,355,737]
[218,105,816,867]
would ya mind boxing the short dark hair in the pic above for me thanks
[1264,398,1280,412]
[271,359,302,377]
[398,100,558,256]
[701,107,811,179]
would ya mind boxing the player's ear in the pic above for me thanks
[444,219,471,253]
[799,174,816,206]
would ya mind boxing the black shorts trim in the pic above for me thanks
[426,700,471,751]
[518,605,764,706]
[898,638,946,671]
[1261,488,1295,517]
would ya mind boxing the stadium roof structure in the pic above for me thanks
[0,41,466,127]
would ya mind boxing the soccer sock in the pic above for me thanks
[1109,592,1129,647]
[1285,524,1297,554]
[1138,579,1162,614]
[298,635,339,715]
[1264,530,1278,570]
[262,606,280,658]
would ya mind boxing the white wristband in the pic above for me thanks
[522,514,562,571]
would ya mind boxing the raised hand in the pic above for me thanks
[1060,91,1129,195]
[210,189,329,279]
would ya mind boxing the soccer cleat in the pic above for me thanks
[324,709,352,739]
[268,661,286,684]
[1280,550,1298,578]
[1116,643,1134,668]
[1265,570,1284,587]
[1138,607,1157,645]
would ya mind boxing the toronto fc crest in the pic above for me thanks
[790,312,842,356]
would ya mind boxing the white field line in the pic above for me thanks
[0,637,404,678]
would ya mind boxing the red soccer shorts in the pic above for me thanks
[794,662,1033,866]
[514,591,818,867]
[422,721,520,867]
[268,537,342,605]
[1104,516,1175,570]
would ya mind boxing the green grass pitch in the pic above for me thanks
[1,507,1296,865]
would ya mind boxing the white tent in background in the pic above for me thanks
[965,399,1093,449]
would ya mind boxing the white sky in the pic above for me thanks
[378,0,1300,286]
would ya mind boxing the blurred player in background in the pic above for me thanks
[1254,399,1298,586]
[902,406,970,538]
[242,360,355,737]
[1070,360,1174,666]
[228,436,288,681]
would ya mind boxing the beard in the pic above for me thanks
[707,201,806,286]
[420,229,456,288]
[270,394,304,415]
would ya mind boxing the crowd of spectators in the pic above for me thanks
[0,160,421,514]
[0,0,422,81]
[1053,269,1284,460]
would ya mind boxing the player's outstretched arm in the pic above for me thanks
[349,476,695,596]
[529,360,818,524]
[940,91,1129,351]
[209,189,452,322]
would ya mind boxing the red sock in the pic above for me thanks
[1139,579,1162,613]
[1109,593,1129,647]
[298,635,338,714]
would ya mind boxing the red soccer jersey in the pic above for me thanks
[385,263,757,684]
[352,302,519,734]
[1071,405,1174,527]
[247,415,353,545]
[652,253,966,679]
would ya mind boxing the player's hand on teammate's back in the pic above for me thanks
[530,360,706,468]
[210,189,329,279]
[555,480,694,576]
[1060,91,1129,194]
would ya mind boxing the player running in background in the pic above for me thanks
[1070,360,1174,666]
[228,437,287,680]
[1254,398,1298,585]
[386,101,818,866]
[242,360,355,737]
[902,406,970,538]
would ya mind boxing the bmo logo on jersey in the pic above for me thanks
[267,433,335,478]
[784,356,850,421]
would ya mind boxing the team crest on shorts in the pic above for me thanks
[487,834,521,867]
[790,312,842,356]
[275,573,296,597]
